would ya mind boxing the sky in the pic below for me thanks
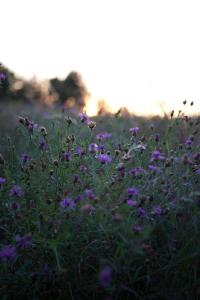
[1,0,200,116]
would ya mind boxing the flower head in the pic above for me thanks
[148,165,160,173]
[88,120,96,129]
[129,127,139,135]
[88,143,98,153]
[78,113,90,124]
[99,266,112,287]
[0,72,6,81]
[60,151,71,162]
[85,189,96,200]
[96,154,112,164]
[151,150,165,161]
[96,132,112,141]
[0,177,6,185]
[152,205,162,216]
[16,235,32,248]
[127,187,139,196]
[127,199,137,206]
[133,224,143,233]
[21,153,30,164]
[39,140,48,151]
[128,167,145,177]
[60,198,75,211]
[0,245,16,262]
[9,185,24,197]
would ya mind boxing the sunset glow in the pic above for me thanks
[1,0,200,116]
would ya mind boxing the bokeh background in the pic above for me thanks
[1,0,200,117]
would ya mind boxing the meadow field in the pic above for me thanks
[0,102,200,299]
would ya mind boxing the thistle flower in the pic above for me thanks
[60,198,75,211]
[40,126,47,136]
[127,187,139,196]
[0,177,6,185]
[151,150,165,161]
[21,153,30,164]
[75,147,85,156]
[96,154,112,164]
[127,199,137,206]
[78,113,90,123]
[11,202,20,210]
[60,151,71,162]
[152,205,163,216]
[133,224,143,233]
[0,245,16,262]
[16,235,32,248]
[149,165,160,173]
[0,153,5,164]
[0,72,6,81]
[85,189,96,200]
[96,132,112,141]
[88,143,98,153]
[88,120,96,129]
[9,185,24,197]
[185,138,193,146]
[39,140,48,151]
[128,167,145,177]
[98,266,112,287]
[137,207,146,218]
[73,174,81,184]
[129,127,139,136]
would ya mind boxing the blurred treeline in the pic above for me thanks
[0,63,89,112]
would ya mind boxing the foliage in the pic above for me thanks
[0,103,200,299]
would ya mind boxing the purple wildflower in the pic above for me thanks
[75,147,85,156]
[60,151,71,162]
[74,194,84,204]
[11,202,20,210]
[129,127,140,134]
[99,266,112,287]
[127,199,137,206]
[0,245,16,262]
[137,207,146,218]
[185,138,193,146]
[98,145,105,152]
[0,177,6,185]
[128,167,145,177]
[133,224,143,233]
[73,175,81,184]
[85,189,96,200]
[127,187,139,196]
[16,235,32,248]
[88,143,98,153]
[154,133,160,142]
[195,169,200,175]
[0,72,6,81]
[152,205,162,216]
[148,165,160,173]
[39,140,48,151]
[42,264,52,279]
[96,154,112,164]
[129,127,139,135]
[96,132,112,141]
[9,185,24,197]
[79,113,90,124]
[21,154,30,164]
[60,198,75,211]
[151,150,165,161]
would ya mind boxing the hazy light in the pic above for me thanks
[1,0,200,115]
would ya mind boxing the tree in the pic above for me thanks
[50,71,89,112]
